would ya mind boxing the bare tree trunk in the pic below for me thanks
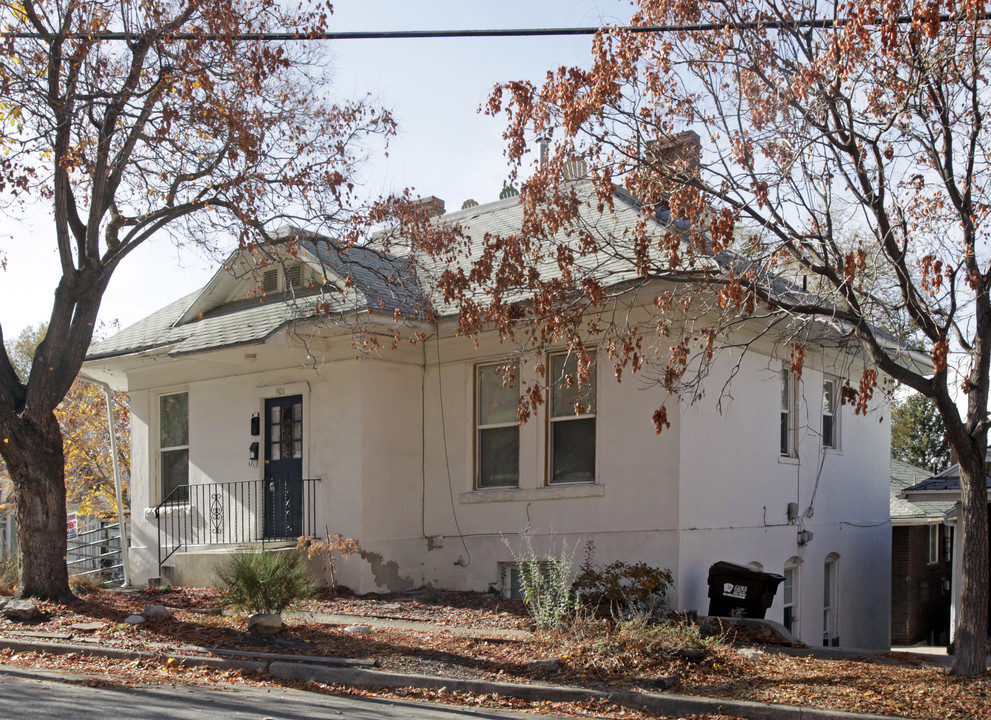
[4,412,73,602]
[951,452,989,676]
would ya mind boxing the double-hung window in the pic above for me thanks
[928,524,940,564]
[783,560,799,636]
[159,392,189,501]
[823,554,839,646]
[476,363,519,488]
[780,366,798,457]
[822,377,839,449]
[548,352,596,484]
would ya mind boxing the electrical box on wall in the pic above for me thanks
[787,502,799,522]
[250,413,260,436]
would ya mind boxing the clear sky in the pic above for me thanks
[0,0,634,341]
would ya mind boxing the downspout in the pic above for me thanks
[78,374,130,588]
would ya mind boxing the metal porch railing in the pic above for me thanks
[154,478,319,575]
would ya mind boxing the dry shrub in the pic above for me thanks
[0,556,17,594]
[298,528,360,592]
[545,610,729,679]
[69,573,104,595]
[572,541,672,620]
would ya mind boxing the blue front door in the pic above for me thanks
[263,395,303,539]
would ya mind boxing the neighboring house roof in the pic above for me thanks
[900,449,991,503]
[890,458,954,523]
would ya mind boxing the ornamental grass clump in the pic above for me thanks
[503,528,580,631]
[216,549,317,615]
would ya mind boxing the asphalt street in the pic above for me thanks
[0,665,563,720]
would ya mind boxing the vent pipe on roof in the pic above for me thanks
[537,136,550,166]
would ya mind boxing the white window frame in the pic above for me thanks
[783,559,800,639]
[928,524,940,564]
[475,361,520,489]
[158,391,189,502]
[822,377,840,450]
[780,366,799,458]
[823,554,839,647]
[548,351,596,485]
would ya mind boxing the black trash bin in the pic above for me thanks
[706,561,784,619]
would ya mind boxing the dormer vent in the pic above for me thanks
[286,263,304,290]
[262,268,279,294]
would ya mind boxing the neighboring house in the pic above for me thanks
[84,186,898,650]
[900,455,991,644]
[890,458,953,646]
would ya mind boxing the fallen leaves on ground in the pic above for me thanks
[0,587,986,719]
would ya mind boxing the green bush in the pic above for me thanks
[572,541,673,619]
[503,528,579,631]
[216,550,317,615]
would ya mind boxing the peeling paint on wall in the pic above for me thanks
[360,550,414,592]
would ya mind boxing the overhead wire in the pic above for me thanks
[2,13,990,42]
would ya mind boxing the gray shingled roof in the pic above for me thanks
[87,183,699,361]
[87,234,420,360]
[86,289,336,359]
[405,183,715,317]
[890,458,954,521]
[86,180,911,365]
[902,474,991,494]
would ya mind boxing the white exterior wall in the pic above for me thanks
[102,322,890,649]
[412,331,682,593]
[677,348,891,650]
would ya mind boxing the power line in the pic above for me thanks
[1,13,989,42]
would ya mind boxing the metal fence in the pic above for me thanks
[155,478,319,575]
[0,513,15,565]
[0,512,128,586]
[67,516,128,583]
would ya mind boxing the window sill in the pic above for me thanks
[460,484,604,504]
[778,455,799,465]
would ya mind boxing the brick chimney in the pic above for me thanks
[413,195,446,218]
[646,130,701,180]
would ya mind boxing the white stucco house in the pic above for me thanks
[83,184,898,650]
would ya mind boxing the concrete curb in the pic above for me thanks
[0,636,905,720]
[268,661,903,720]
[0,637,268,674]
